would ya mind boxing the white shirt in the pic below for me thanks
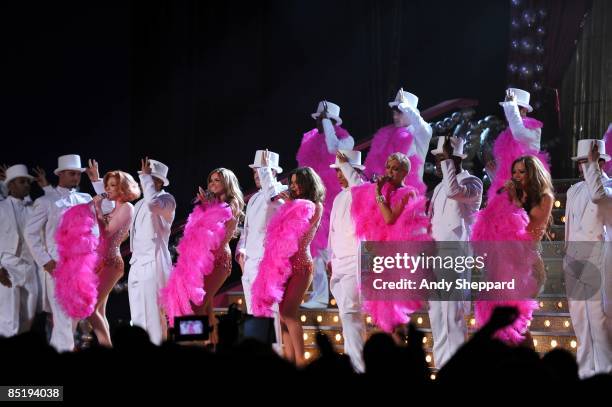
[329,162,364,260]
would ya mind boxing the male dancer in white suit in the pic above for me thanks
[564,139,612,377]
[25,154,92,351]
[427,136,482,368]
[328,150,366,372]
[0,164,48,337]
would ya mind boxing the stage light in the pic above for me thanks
[300,315,307,322]
[544,320,551,327]
[554,200,561,208]
[366,316,372,324]
[533,339,538,347]
[316,315,323,323]
[470,318,476,326]
[561,216,566,223]
[330,299,336,306]
[333,316,339,323]
[422,337,427,344]
[430,374,437,380]
[417,317,423,325]
[237,298,243,305]
[303,333,308,340]
[335,334,342,342]
[570,340,577,348]
[550,339,558,348]
[564,320,571,328]
[426,355,432,363]
[305,351,311,360]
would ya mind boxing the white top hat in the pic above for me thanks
[571,139,611,162]
[137,159,170,186]
[329,150,365,170]
[54,154,86,175]
[311,100,343,126]
[430,136,468,159]
[4,164,34,185]
[500,88,533,113]
[249,150,283,174]
[388,88,419,109]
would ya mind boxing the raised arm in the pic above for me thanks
[500,100,541,150]
[441,159,483,204]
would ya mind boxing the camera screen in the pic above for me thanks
[179,320,204,335]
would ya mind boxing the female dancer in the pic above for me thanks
[162,168,243,345]
[472,155,553,345]
[91,170,140,347]
[351,152,431,333]
[252,166,324,366]
[192,168,244,342]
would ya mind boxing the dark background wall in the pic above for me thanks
[1,0,510,220]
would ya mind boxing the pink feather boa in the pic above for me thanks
[251,199,316,317]
[351,183,431,332]
[489,117,549,199]
[54,204,100,319]
[471,191,539,344]
[363,125,426,194]
[297,126,351,258]
[161,202,233,327]
[603,125,612,176]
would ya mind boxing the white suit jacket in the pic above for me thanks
[25,186,92,268]
[564,161,612,315]
[236,167,285,263]
[429,160,483,242]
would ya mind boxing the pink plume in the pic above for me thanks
[297,126,351,258]
[251,200,315,317]
[161,202,232,327]
[54,204,100,319]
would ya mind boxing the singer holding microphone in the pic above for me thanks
[161,168,243,345]
[89,167,140,347]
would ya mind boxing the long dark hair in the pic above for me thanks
[289,167,325,204]
[511,155,554,210]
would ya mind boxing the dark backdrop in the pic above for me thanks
[1,0,510,220]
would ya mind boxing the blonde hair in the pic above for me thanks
[104,171,141,202]
[386,152,411,174]
[208,168,245,220]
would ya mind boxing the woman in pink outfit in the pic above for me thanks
[90,168,140,347]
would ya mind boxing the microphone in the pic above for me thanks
[497,180,520,195]
[99,192,108,199]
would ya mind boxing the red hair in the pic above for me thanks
[103,171,141,202]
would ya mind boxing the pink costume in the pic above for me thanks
[161,202,233,326]
[251,200,322,317]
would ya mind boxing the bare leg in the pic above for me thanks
[192,261,231,344]
[89,261,123,347]
[279,270,313,366]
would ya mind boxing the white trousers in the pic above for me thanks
[428,300,468,368]
[330,256,365,373]
[568,294,612,377]
[128,260,167,345]
[43,271,76,352]
[242,257,282,352]
[0,259,39,337]
[306,251,329,305]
